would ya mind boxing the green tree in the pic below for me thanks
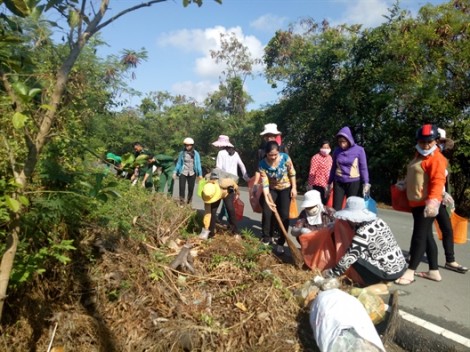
[0,0,222,320]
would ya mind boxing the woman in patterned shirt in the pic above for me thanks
[259,141,297,254]
[322,196,407,286]
[308,141,332,205]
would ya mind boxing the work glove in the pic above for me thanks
[442,192,455,210]
[424,199,440,218]
[362,183,371,199]
[322,269,335,279]
[243,173,250,182]
[172,174,177,180]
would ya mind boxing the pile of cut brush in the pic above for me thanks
[1,193,404,352]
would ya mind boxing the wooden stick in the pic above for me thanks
[267,194,304,269]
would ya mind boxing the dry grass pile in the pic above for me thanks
[0,192,402,352]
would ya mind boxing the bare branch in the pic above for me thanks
[93,0,168,34]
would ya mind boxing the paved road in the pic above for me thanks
[180,182,470,345]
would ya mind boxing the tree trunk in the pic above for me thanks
[0,218,19,322]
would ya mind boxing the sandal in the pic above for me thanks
[445,263,468,274]
[415,272,442,282]
[394,277,415,286]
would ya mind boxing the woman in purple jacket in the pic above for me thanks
[327,126,370,210]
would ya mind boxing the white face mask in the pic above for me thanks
[305,205,320,217]
[320,148,331,156]
[415,144,437,156]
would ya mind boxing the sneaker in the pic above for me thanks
[275,245,285,254]
[198,229,210,240]
[261,237,272,246]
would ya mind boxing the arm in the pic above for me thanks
[329,234,366,276]
[308,154,318,186]
[287,156,297,198]
[195,151,203,177]
[358,147,370,184]
[236,153,249,181]
[216,150,223,169]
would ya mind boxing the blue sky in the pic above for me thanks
[97,0,446,110]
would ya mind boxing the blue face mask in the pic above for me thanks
[415,144,437,156]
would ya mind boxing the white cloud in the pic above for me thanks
[250,14,288,32]
[335,0,391,28]
[158,25,265,82]
[171,80,219,103]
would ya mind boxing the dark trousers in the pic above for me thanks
[208,192,237,234]
[332,180,361,210]
[179,174,196,204]
[436,205,454,263]
[262,187,291,245]
[408,206,439,271]
[312,185,328,205]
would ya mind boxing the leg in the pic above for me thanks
[208,200,221,235]
[408,206,435,270]
[158,170,168,193]
[275,188,291,246]
[166,169,175,196]
[179,174,187,203]
[345,180,361,198]
[186,174,197,204]
[312,185,327,205]
[333,182,346,210]
[436,205,454,263]
[261,191,275,243]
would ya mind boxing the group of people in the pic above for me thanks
[109,121,466,287]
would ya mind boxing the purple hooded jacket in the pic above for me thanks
[328,127,369,184]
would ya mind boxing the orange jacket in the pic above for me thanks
[406,149,447,207]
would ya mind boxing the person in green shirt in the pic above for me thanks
[142,154,175,197]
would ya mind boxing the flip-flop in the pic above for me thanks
[445,263,468,274]
[415,272,442,282]
[394,277,415,286]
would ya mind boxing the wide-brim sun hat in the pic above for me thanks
[301,190,323,208]
[183,137,194,145]
[260,123,281,136]
[335,196,376,223]
[202,182,222,204]
[212,135,234,147]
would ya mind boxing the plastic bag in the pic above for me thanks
[390,185,411,212]
[233,196,244,221]
[247,176,262,213]
[435,211,468,244]
[197,178,207,197]
[364,197,377,214]
[289,198,299,219]
[310,289,385,352]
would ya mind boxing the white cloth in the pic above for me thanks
[310,289,385,352]
[216,149,248,180]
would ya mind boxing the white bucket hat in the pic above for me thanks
[335,196,376,223]
[300,190,323,209]
[260,123,281,136]
[212,135,234,147]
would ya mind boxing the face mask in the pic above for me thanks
[320,148,331,156]
[305,205,320,217]
[415,144,437,157]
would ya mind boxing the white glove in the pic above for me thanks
[424,199,440,218]
[442,192,455,210]
[362,183,371,199]
[322,269,335,279]
[301,227,312,234]
[395,180,406,191]
[243,174,250,182]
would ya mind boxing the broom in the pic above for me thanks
[267,194,304,269]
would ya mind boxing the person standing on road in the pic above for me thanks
[327,127,370,210]
[259,141,297,254]
[307,141,333,205]
[395,124,447,285]
[173,137,203,205]
[435,128,467,273]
